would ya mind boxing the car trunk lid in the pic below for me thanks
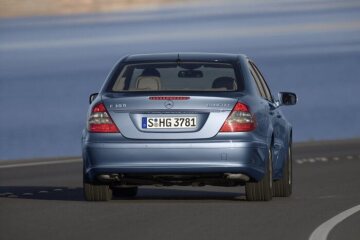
[102,93,241,140]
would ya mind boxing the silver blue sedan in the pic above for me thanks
[82,53,297,201]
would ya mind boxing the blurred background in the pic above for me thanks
[0,0,359,160]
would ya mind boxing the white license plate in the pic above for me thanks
[142,117,197,129]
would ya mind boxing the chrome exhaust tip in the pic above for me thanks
[97,174,118,182]
[225,173,250,181]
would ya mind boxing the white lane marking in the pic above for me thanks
[0,158,81,169]
[0,192,12,196]
[309,204,360,240]
[53,188,63,192]
[22,193,33,196]
[296,155,359,164]
[318,157,328,162]
[296,159,304,164]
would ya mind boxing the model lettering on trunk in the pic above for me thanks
[207,103,231,108]
[109,103,127,109]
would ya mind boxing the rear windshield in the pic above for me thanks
[109,62,243,92]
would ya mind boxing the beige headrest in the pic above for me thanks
[136,76,161,90]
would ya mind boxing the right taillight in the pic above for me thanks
[88,103,119,133]
[220,102,256,132]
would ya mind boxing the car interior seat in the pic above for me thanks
[136,68,161,90]
[212,77,236,90]
[136,76,161,90]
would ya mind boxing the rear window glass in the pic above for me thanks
[109,62,242,92]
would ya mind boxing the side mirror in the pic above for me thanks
[278,92,297,106]
[89,93,98,104]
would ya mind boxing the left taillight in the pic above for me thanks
[88,102,119,133]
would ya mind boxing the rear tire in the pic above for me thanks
[245,149,273,201]
[273,144,292,197]
[112,186,138,198]
[83,182,112,201]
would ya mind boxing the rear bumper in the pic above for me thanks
[83,141,268,182]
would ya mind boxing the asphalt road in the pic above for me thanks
[1,0,360,159]
[0,139,359,240]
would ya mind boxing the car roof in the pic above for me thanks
[122,52,248,63]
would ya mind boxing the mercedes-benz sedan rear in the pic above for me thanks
[82,53,297,201]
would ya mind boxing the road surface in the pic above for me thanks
[0,139,360,240]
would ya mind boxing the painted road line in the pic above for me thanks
[296,159,304,164]
[319,157,328,162]
[295,155,360,164]
[309,204,360,240]
[0,192,12,196]
[0,158,82,169]
[22,193,34,196]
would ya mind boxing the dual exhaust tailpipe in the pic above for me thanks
[97,174,119,182]
[97,173,250,184]
[224,173,250,182]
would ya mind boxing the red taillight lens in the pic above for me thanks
[220,102,256,132]
[88,103,119,133]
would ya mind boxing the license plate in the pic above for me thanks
[142,117,197,129]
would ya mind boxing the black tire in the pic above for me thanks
[273,144,292,197]
[245,149,273,201]
[83,182,112,201]
[112,186,138,198]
